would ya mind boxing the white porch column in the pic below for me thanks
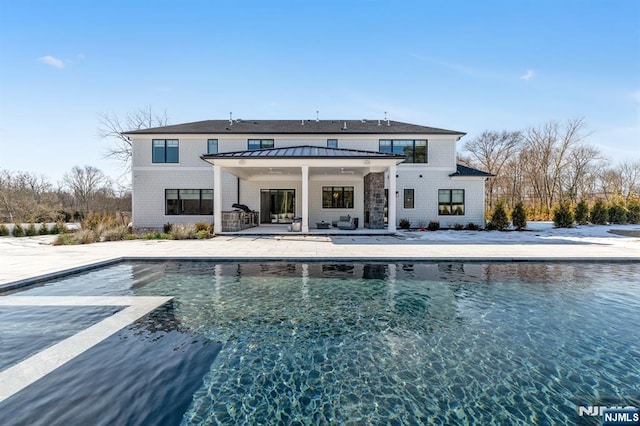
[388,164,397,232]
[301,165,309,232]
[213,165,222,234]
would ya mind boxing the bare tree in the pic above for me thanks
[600,160,640,200]
[561,144,605,202]
[0,170,54,222]
[98,105,169,171]
[462,130,522,209]
[63,165,111,214]
[617,160,640,198]
[522,118,588,213]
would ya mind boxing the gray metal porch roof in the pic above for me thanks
[201,145,405,160]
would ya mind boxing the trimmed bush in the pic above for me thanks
[12,223,25,237]
[163,222,173,233]
[487,201,510,231]
[50,221,68,234]
[627,198,640,224]
[39,223,49,235]
[427,221,440,231]
[574,200,589,225]
[511,202,527,231]
[0,224,9,236]
[553,201,574,228]
[590,199,608,225]
[453,223,464,231]
[465,222,481,231]
[608,203,628,224]
[399,218,411,230]
[25,223,37,236]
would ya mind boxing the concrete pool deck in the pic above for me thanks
[1,222,639,291]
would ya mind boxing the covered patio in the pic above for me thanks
[201,146,405,234]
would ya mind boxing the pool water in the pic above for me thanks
[1,262,639,425]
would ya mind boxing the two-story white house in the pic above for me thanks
[124,119,492,233]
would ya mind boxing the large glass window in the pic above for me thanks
[327,139,338,148]
[438,189,465,215]
[165,189,213,215]
[207,139,218,154]
[322,186,354,209]
[248,139,274,150]
[152,139,179,163]
[379,140,427,163]
[404,189,414,209]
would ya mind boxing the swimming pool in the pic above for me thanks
[1,261,638,425]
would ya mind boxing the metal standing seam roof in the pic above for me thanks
[201,145,406,160]
[124,119,465,136]
[449,164,494,177]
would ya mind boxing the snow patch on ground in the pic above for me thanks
[399,221,640,247]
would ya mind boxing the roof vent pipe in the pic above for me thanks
[378,119,381,126]
[316,110,319,122]
[229,112,233,126]
[343,121,347,130]
[301,119,304,126]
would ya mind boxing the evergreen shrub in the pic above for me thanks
[553,202,574,228]
[574,200,589,225]
[511,202,527,230]
[590,199,609,225]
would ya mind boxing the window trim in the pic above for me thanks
[165,189,213,215]
[438,189,465,216]
[152,139,179,163]
[207,139,218,154]
[322,186,355,209]
[248,139,275,150]
[378,139,427,163]
[403,188,415,209]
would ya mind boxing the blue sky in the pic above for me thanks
[1,0,638,184]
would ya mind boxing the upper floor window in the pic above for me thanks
[207,139,218,154]
[327,139,338,148]
[322,186,354,209]
[248,139,274,150]
[438,189,465,215]
[404,189,414,209]
[379,139,427,163]
[152,139,179,163]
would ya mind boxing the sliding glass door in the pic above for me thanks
[260,189,295,224]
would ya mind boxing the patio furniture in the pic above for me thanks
[336,215,356,230]
[316,221,330,229]
[332,215,350,228]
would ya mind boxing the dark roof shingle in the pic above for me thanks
[449,164,494,177]
[124,119,465,136]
